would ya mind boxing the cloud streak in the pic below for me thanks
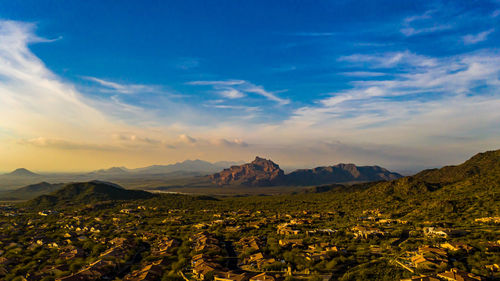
[463,29,495,45]
[189,79,290,105]
[83,76,159,94]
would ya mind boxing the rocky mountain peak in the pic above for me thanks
[210,156,285,186]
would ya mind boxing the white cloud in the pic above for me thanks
[187,80,246,86]
[18,137,118,151]
[338,51,437,68]
[2,19,500,172]
[286,50,500,143]
[178,134,197,144]
[218,88,245,99]
[463,29,495,45]
[83,76,159,94]
[189,79,289,105]
[0,20,111,139]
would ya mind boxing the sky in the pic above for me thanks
[0,0,500,173]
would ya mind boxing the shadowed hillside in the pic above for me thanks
[26,180,155,208]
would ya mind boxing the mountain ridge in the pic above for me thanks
[209,156,402,186]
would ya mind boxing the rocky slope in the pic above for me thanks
[209,157,401,186]
[209,157,286,186]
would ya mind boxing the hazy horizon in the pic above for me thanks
[1,1,500,172]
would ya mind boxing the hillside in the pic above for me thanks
[26,181,155,208]
[370,149,500,196]
[356,149,500,220]
[2,182,64,200]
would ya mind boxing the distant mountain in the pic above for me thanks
[88,166,130,175]
[213,161,244,168]
[26,181,155,208]
[89,160,240,176]
[210,157,286,186]
[285,164,402,185]
[209,157,401,187]
[5,168,40,177]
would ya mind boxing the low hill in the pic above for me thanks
[5,168,40,177]
[26,181,155,208]
[2,182,64,200]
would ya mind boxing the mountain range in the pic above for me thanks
[89,159,242,176]
[20,149,500,214]
[209,156,402,186]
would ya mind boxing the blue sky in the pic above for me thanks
[1,0,500,172]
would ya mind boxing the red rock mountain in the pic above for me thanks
[209,157,402,187]
[209,157,285,186]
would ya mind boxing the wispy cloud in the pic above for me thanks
[19,137,118,151]
[288,50,500,137]
[187,80,246,86]
[463,29,495,45]
[340,71,387,77]
[188,79,289,105]
[83,76,159,94]
[338,51,437,68]
[400,9,452,37]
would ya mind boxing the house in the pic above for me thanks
[423,227,449,238]
[192,262,220,280]
[277,224,300,236]
[351,226,385,239]
[437,268,483,281]
[418,246,448,257]
[214,271,250,281]
[424,227,467,238]
[279,239,303,248]
[56,259,116,281]
[440,242,473,252]
[411,255,437,269]
[123,261,164,281]
[250,273,278,281]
